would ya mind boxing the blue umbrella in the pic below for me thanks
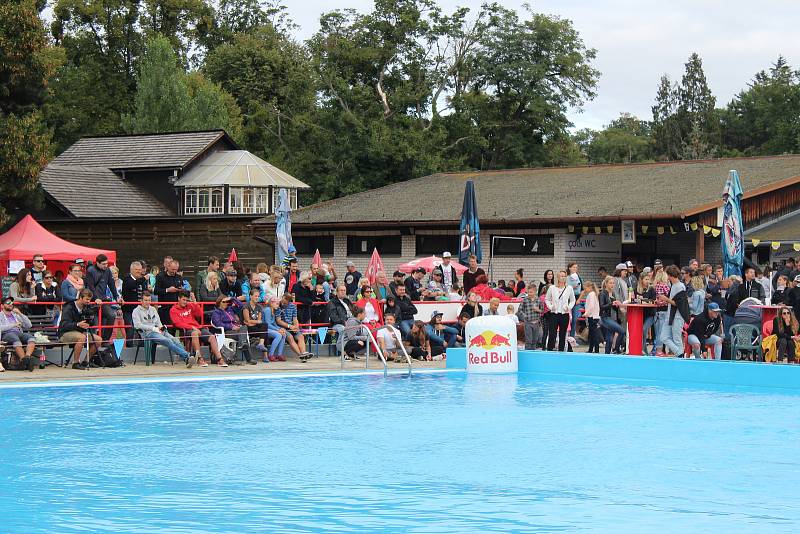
[722,170,744,278]
[275,188,294,263]
[458,180,482,266]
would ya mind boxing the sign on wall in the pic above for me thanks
[565,234,621,255]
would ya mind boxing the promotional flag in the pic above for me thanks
[458,180,482,266]
[722,170,744,277]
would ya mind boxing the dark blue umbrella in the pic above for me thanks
[458,180,482,266]
[275,188,293,263]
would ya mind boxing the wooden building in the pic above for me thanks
[254,155,800,280]
[34,130,309,279]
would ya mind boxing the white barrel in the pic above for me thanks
[465,315,518,373]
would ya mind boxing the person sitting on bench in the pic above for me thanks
[57,289,103,369]
[132,291,193,367]
[0,297,39,369]
[169,290,224,367]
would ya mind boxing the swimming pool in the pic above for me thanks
[2,370,798,533]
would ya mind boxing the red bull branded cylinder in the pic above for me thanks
[465,315,518,373]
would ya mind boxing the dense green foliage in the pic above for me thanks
[3,0,800,211]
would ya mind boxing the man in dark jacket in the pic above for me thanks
[219,268,244,301]
[772,258,797,290]
[154,259,185,326]
[732,266,765,308]
[121,261,148,346]
[687,302,723,359]
[394,284,418,339]
[85,254,119,340]
[57,289,103,369]
[388,271,406,299]
[328,284,353,355]
[404,268,425,301]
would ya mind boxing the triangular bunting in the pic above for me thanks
[317,326,329,344]
[793,243,800,252]
[690,222,698,231]
[669,226,676,235]
[751,239,761,247]
[594,226,601,234]
[771,241,781,250]
[568,225,575,233]
[657,227,664,235]
[641,225,648,234]
[113,338,125,358]
[607,225,614,234]
[711,228,721,238]
[703,225,711,235]
[581,226,588,234]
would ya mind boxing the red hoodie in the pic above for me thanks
[170,302,203,330]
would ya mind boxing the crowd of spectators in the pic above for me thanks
[4,248,798,372]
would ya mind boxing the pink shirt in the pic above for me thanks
[583,291,600,319]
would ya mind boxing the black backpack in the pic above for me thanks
[91,348,123,368]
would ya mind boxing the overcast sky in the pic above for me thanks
[286,0,800,130]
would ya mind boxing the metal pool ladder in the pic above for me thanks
[341,324,412,376]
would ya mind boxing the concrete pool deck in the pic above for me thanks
[0,354,446,384]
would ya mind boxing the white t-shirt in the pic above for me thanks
[507,314,520,325]
[364,301,380,323]
[377,326,402,351]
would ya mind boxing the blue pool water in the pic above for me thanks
[2,371,799,533]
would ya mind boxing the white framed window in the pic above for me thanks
[229,187,271,214]
[185,189,197,214]
[184,187,224,215]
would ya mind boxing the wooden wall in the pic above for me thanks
[697,183,800,227]
[42,219,274,282]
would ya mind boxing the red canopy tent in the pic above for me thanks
[0,215,116,276]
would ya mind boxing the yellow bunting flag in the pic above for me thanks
[568,225,575,233]
[594,226,601,234]
[794,243,800,252]
[690,222,698,231]
[657,227,664,235]
[772,241,781,250]
[607,225,614,234]
[751,239,761,247]
[582,226,588,234]
[703,225,711,235]
[641,225,648,234]
[669,226,676,235]
[711,228,721,238]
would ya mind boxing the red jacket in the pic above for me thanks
[170,302,204,330]
[355,297,384,325]
[471,283,512,302]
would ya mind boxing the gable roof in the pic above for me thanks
[39,164,174,218]
[174,150,310,189]
[256,155,800,226]
[51,130,234,170]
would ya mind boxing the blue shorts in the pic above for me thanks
[2,331,35,347]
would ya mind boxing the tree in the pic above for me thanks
[651,74,681,159]
[577,113,654,164]
[722,56,800,155]
[0,0,58,225]
[126,35,242,135]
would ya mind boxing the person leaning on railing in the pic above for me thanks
[57,288,103,370]
[132,291,193,367]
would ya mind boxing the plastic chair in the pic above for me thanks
[132,330,175,366]
[730,324,763,362]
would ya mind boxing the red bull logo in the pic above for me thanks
[468,330,511,350]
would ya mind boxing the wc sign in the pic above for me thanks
[565,234,620,255]
[465,316,518,373]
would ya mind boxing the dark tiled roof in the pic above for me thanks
[52,130,231,170]
[40,164,175,218]
[746,211,800,241]
[256,155,800,226]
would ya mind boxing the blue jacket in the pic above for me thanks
[263,306,281,331]
[241,280,267,303]
[60,280,80,303]
[85,264,118,301]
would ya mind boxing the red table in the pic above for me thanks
[752,305,782,336]
[625,303,659,356]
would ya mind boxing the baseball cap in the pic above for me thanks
[793,274,800,283]
[346,261,355,267]
[653,259,663,266]
[288,245,296,254]
[642,267,652,275]
[442,251,451,258]
[2,296,14,304]
[626,261,634,268]
[392,270,405,277]
[415,267,427,274]
[707,302,721,312]
[432,268,443,277]
[430,310,443,319]
[615,263,627,271]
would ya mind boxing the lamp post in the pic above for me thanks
[489,236,525,283]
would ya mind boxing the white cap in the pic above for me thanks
[615,263,627,271]
[442,251,451,258]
